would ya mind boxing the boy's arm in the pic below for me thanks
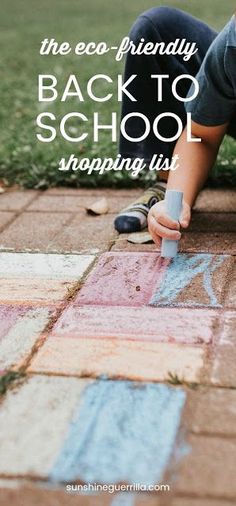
[148,14,235,245]
[148,120,228,245]
[167,120,228,207]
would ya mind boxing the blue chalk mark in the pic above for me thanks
[111,493,135,506]
[173,436,190,462]
[150,253,226,307]
[50,380,186,485]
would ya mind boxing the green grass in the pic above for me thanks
[0,0,235,188]
[0,371,25,396]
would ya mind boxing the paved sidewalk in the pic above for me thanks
[0,187,236,506]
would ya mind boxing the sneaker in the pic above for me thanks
[114,183,166,233]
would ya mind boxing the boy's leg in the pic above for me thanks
[115,6,217,233]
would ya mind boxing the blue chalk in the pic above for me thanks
[161,190,183,258]
[149,253,226,307]
[111,493,135,506]
[49,380,186,485]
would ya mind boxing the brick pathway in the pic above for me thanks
[0,187,236,506]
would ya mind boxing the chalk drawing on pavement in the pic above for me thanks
[149,253,227,307]
[50,380,186,485]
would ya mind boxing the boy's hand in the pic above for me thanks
[148,199,191,247]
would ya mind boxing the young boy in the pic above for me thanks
[114,7,236,246]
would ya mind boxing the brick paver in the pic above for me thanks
[75,252,231,308]
[0,305,55,370]
[0,375,90,477]
[211,312,236,387]
[175,435,236,499]
[0,212,72,251]
[190,212,236,232]
[46,187,142,197]
[225,258,236,307]
[0,191,38,211]
[180,232,236,255]
[49,380,186,485]
[148,253,231,308]
[186,387,236,435]
[0,376,185,486]
[193,188,236,213]
[29,336,205,382]
[112,237,157,253]
[27,193,135,214]
[49,213,118,253]
[172,500,233,506]
[0,251,94,279]
[0,485,162,506]
[74,252,165,306]
[45,306,217,344]
[0,252,94,304]
[0,187,235,505]
[113,230,236,255]
[0,211,16,231]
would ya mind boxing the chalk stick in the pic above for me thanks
[161,190,183,258]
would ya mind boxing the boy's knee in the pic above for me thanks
[129,6,180,41]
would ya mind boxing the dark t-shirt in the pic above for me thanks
[185,14,236,131]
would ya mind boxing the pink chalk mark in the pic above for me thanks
[75,252,169,307]
[51,305,217,345]
[0,305,29,341]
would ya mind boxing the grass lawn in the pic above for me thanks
[0,0,235,189]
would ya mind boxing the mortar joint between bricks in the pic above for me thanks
[0,472,51,483]
[189,430,236,440]
[0,371,26,403]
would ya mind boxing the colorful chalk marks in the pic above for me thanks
[75,252,231,309]
[111,493,135,506]
[75,252,166,307]
[50,380,186,485]
[0,304,55,370]
[49,305,215,344]
[30,251,228,380]
[149,253,229,308]
[0,252,94,304]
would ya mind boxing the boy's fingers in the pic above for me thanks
[180,220,189,229]
[150,231,161,248]
[148,223,161,247]
[180,207,191,228]
[149,210,180,230]
[157,213,180,230]
[149,217,181,240]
